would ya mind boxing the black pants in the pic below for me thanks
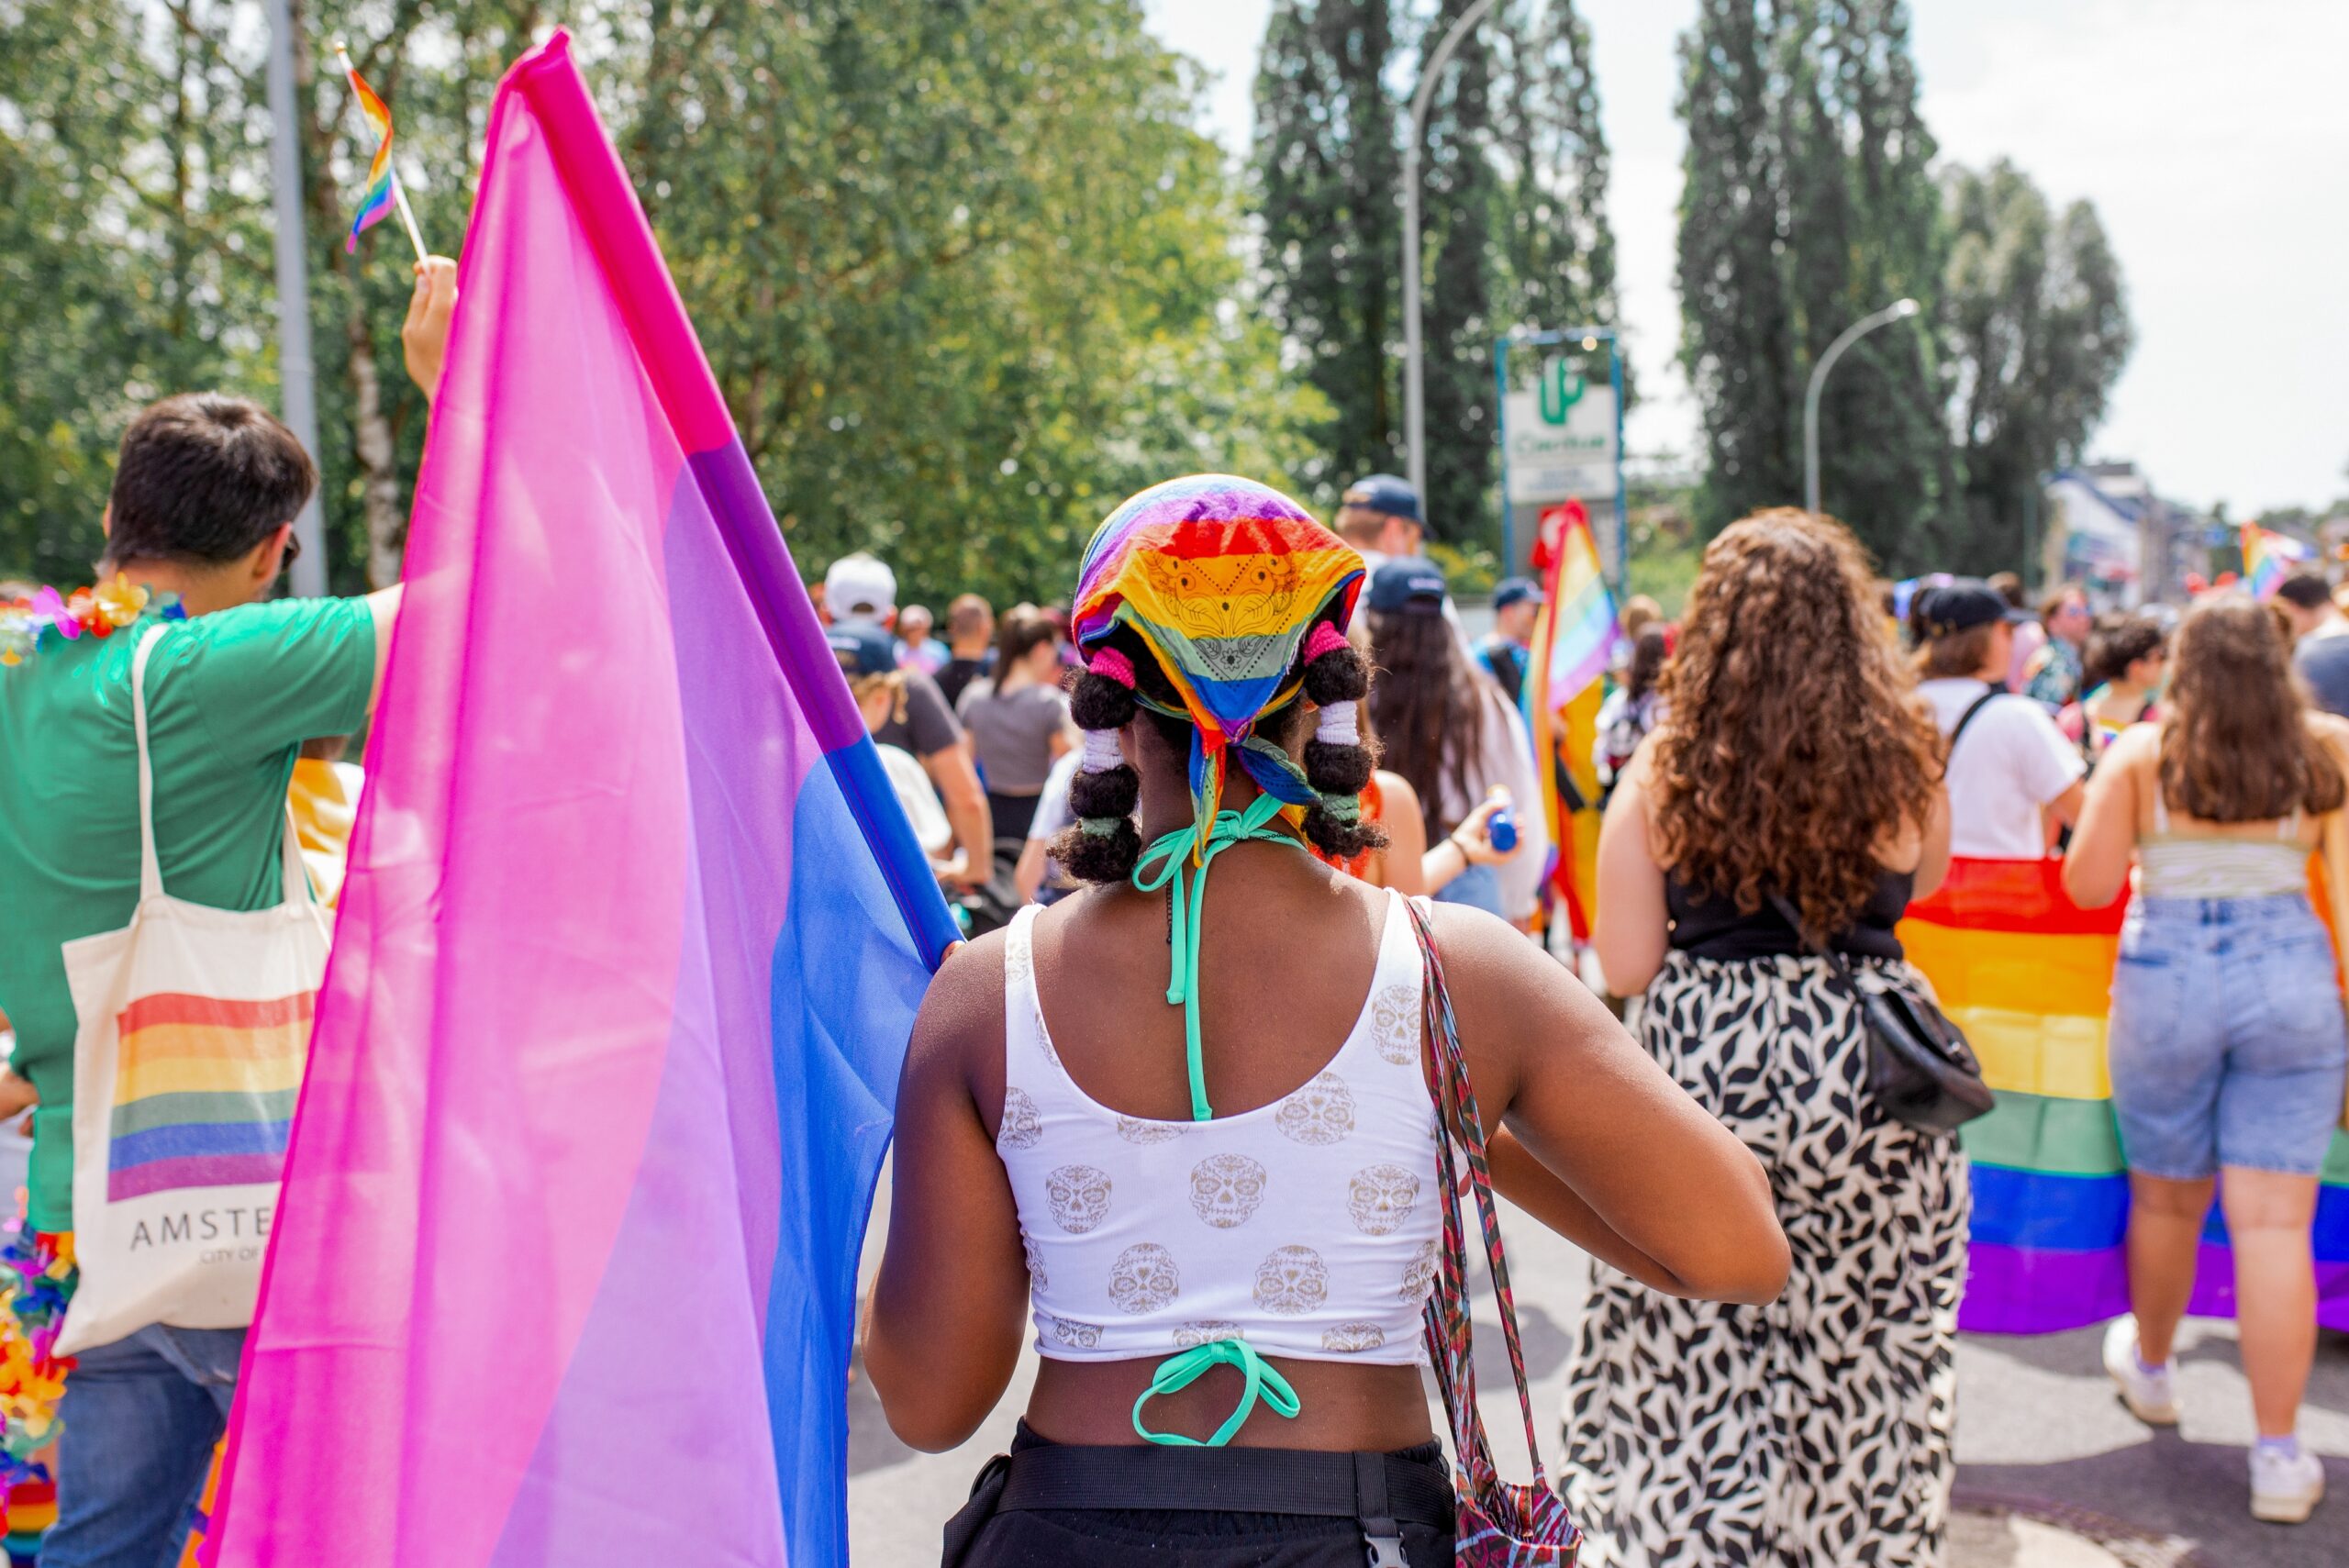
[946,1422,1455,1567]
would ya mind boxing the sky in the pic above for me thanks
[1140,0,2349,516]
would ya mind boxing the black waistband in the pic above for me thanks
[992,1425,1453,1528]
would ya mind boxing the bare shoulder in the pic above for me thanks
[2307,710,2349,754]
[1424,902,1600,1031]
[1377,769,1422,821]
[2104,721,2161,768]
[906,928,1008,1095]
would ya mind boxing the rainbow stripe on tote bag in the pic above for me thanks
[106,993,305,1202]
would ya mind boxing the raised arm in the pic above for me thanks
[2063,725,2152,909]
[1432,904,1788,1306]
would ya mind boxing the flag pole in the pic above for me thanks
[390,176,429,263]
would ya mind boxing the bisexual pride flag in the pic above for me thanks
[206,32,955,1568]
[1903,858,2349,1333]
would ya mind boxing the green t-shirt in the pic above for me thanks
[0,595,375,1231]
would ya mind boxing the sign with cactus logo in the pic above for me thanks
[1504,355,1617,505]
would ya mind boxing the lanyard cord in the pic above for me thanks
[1129,792,1302,1121]
[1131,1339,1302,1449]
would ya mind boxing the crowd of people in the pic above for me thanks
[1,253,2343,1567]
[823,473,1553,941]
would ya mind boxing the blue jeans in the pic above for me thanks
[43,1325,245,1568]
[1432,861,1505,917]
[2108,893,2349,1180]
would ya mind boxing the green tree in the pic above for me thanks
[1943,160,2132,576]
[4,0,1323,607]
[1676,0,1954,571]
[0,0,276,585]
[1252,0,1619,544]
[1487,0,1619,354]
[1414,0,1502,548]
[1252,0,1405,501]
[629,0,1325,608]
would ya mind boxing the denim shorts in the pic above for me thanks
[2107,893,2349,1180]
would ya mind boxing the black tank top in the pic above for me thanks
[1664,867,1915,962]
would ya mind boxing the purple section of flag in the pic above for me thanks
[1962,1242,2349,1335]
[107,1151,285,1203]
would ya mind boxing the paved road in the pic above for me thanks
[848,1193,2348,1565]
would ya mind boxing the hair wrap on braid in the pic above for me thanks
[1058,658,1146,882]
[1297,633,1380,859]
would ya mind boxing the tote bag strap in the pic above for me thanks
[1403,896,1551,1491]
[129,622,313,914]
[128,624,171,902]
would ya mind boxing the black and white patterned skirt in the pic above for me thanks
[1560,951,1970,1568]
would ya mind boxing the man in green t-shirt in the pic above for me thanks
[0,258,454,1564]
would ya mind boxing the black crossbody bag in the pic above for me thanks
[1764,686,1998,1134]
[1769,891,1993,1135]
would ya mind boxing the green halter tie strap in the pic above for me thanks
[1131,1338,1302,1448]
[1129,791,1303,1122]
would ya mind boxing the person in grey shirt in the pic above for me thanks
[2277,571,2349,717]
[955,604,1074,843]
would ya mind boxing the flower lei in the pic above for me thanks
[0,1230,75,1485]
[0,575,186,665]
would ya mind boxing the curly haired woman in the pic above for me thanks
[867,477,1787,1566]
[1564,510,1963,1567]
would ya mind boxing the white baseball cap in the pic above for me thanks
[824,552,896,621]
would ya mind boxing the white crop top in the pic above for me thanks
[996,893,1442,1367]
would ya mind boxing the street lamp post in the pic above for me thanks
[264,0,326,595]
[1402,0,1500,507]
[1802,297,1920,517]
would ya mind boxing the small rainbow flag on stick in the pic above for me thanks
[2242,519,2312,600]
[335,43,427,260]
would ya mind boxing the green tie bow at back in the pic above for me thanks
[1129,792,1304,1122]
[1131,1338,1302,1449]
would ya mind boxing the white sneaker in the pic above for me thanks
[2101,1316,2179,1426]
[2250,1443,2325,1524]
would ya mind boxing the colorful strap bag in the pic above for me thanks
[1403,897,1582,1565]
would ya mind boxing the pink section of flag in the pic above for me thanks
[206,46,700,1568]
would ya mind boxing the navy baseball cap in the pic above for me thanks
[1341,473,1422,528]
[1491,576,1544,613]
[1914,578,2033,639]
[826,622,898,677]
[1366,556,1448,617]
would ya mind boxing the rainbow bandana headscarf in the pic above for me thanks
[1073,474,1364,829]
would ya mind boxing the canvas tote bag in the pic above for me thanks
[53,623,328,1355]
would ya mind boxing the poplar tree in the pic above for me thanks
[1943,161,2132,575]
[1252,0,1404,500]
[1253,0,1620,552]
[1676,0,1954,571]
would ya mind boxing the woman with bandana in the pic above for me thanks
[865,476,1787,1566]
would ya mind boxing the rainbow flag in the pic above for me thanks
[1536,501,1620,709]
[1903,857,2349,1333]
[2242,520,2312,600]
[1523,501,1616,935]
[343,61,397,253]
[107,991,306,1201]
[205,33,955,1568]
